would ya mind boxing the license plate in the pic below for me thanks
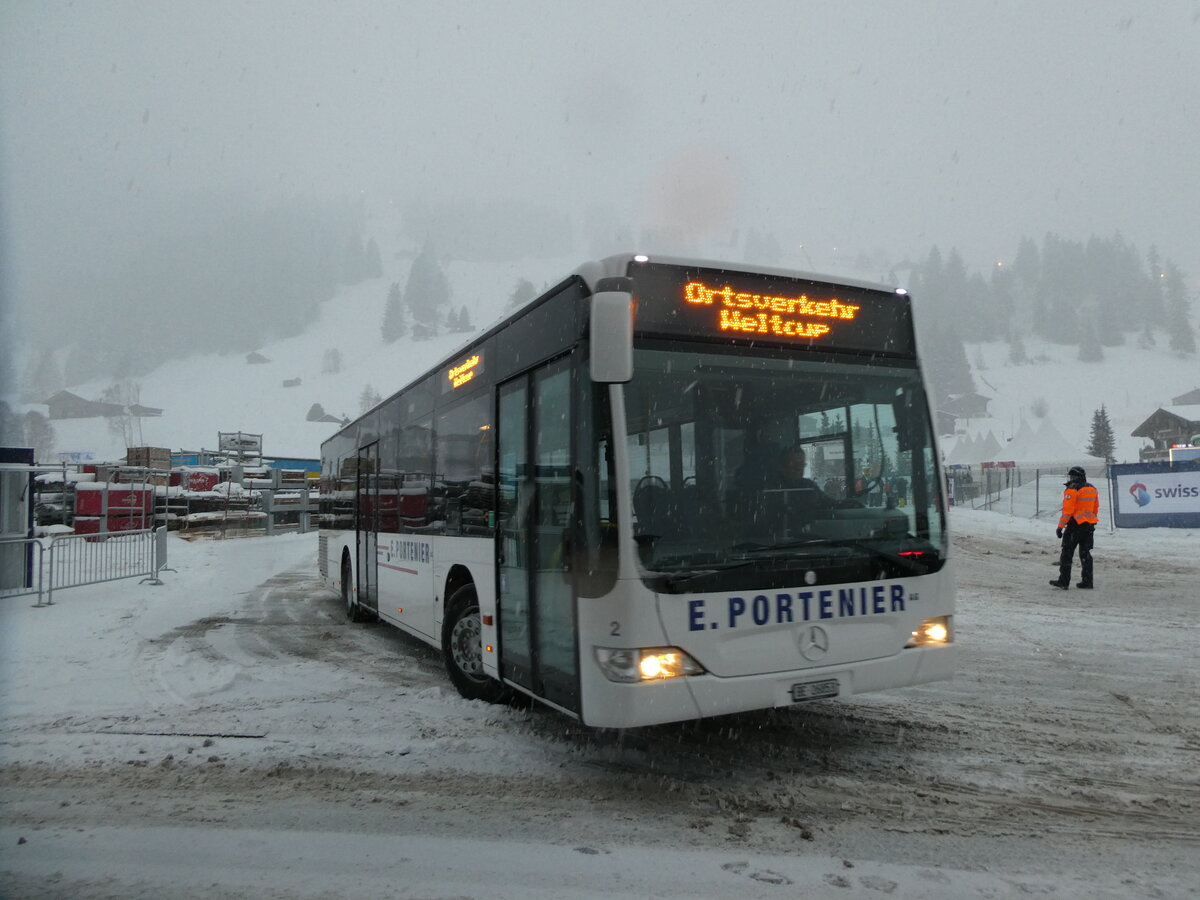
[790,678,839,703]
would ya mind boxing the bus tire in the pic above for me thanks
[443,583,505,703]
[342,553,366,622]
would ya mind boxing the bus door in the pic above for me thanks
[355,442,379,613]
[497,358,579,713]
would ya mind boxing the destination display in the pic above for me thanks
[629,262,916,356]
[444,352,483,391]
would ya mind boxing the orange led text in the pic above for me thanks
[683,280,858,340]
[448,354,482,389]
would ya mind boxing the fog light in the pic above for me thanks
[907,616,951,648]
[594,647,705,683]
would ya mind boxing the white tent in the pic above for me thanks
[977,430,1003,461]
[944,433,974,465]
[988,419,1088,466]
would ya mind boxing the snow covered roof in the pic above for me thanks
[1131,407,1200,438]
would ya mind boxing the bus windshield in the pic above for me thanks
[621,346,946,592]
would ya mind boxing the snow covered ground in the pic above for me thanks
[2,508,1197,899]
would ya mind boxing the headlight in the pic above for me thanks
[594,647,705,683]
[906,616,951,648]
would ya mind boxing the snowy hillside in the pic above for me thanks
[41,253,581,463]
[945,337,1198,465]
[17,236,1200,468]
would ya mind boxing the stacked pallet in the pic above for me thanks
[126,446,171,470]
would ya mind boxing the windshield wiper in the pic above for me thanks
[731,539,829,556]
[655,561,761,589]
[820,537,936,573]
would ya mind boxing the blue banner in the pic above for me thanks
[1110,461,1200,528]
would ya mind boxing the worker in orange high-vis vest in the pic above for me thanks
[1050,466,1100,590]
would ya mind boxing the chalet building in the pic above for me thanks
[1132,404,1200,461]
[941,392,992,419]
[306,403,347,425]
[43,391,162,421]
[937,391,992,435]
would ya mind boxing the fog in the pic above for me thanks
[2,0,1198,348]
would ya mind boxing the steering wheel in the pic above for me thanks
[853,476,884,497]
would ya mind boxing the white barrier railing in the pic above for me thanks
[0,528,167,607]
[948,466,1115,530]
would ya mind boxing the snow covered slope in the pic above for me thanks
[24,243,1200,467]
[947,337,1198,465]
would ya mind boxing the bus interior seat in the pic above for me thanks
[633,476,675,539]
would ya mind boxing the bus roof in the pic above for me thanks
[574,254,903,296]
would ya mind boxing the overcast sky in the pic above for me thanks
[2,0,1198,328]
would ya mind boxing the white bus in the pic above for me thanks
[319,254,955,728]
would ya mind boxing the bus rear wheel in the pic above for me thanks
[443,583,505,703]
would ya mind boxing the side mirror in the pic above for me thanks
[892,387,922,453]
[589,277,634,383]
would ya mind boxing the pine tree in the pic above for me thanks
[321,347,342,374]
[341,234,368,285]
[507,278,537,311]
[359,384,382,414]
[381,281,408,342]
[1163,261,1196,354]
[364,237,383,278]
[1007,330,1027,365]
[1077,319,1103,362]
[64,342,101,388]
[25,348,63,402]
[21,411,56,463]
[1145,245,1167,325]
[100,382,140,445]
[404,242,451,335]
[1086,405,1116,463]
[922,322,976,408]
[1010,236,1041,289]
[1137,321,1157,349]
[448,305,473,333]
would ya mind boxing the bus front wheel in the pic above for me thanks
[443,583,505,703]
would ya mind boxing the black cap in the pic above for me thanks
[1065,466,1086,484]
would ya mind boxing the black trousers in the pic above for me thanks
[1059,522,1095,586]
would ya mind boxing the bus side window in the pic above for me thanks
[436,393,494,537]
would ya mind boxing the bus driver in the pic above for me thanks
[776,446,835,504]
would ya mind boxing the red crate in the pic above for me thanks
[75,486,152,516]
[106,514,150,533]
[73,516,102,535]
[184,471,220,492]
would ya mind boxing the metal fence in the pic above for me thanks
[948,465,1114,527]
[0,527,167,607]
